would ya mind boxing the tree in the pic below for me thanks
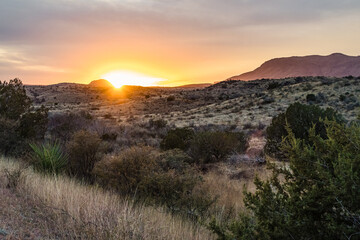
[0,78,48,156]
[265,102,343,159]
[0,78,31,120]
[210,120,360,240]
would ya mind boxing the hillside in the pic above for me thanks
[27,76,360,129]
[0,159,212,239]
[229,53,360,81]
[88,79,114,88]
[5,76,360,239]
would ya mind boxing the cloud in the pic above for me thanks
[2,0,360,44]
[0,0,360,84]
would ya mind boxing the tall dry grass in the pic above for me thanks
[0,158,213,239]
[202,162,273,221]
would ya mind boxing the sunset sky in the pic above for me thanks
[0,0,360,86]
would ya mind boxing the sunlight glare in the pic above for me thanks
[101,70,165,88]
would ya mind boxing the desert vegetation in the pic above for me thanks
[1,77,360,239]
[210,120,360,240]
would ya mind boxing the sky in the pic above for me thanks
[0,0,360,86]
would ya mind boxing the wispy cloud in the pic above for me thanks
[0,0,360,85]
[0,47,67,73]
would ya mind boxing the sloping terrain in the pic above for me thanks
[229,53,360,81]
[26,77,360,129]
[0,159,213,240]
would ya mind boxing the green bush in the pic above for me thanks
[339,94,346,101]
[147,170,216,221]
[306,93,317,102]
[0,117,20,156]
[167,95,176,101]
[265,102,343,160]
[189,131,248,164]
[267,82,281,90]
[66,130,103,181]
[149,119,167,129]
[0,79,48,156]
[157,149,194,171]
[0,78,31,120]
[19,105,48,140]
[210,120,360,240]
[29,141,68,175]
[160,127,195,151]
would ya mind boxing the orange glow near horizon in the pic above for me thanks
[101,70,167,88]
[2,1,360,86]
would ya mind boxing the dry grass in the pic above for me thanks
[203,171,246,216]
[202,162,272,221]
[0,158,213,240]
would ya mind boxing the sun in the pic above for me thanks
[101,70,165,88]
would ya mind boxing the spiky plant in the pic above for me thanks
[29,141,68,175]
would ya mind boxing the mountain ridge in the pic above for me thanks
[229,53,360,81]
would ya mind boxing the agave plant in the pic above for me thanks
[29,141,68,175]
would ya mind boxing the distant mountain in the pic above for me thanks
[88,79,114,88]
[174,83,212,89]
[229,53,360,81]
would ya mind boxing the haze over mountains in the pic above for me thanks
[229,53,360,81]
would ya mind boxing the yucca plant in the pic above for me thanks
[29,141,68,175]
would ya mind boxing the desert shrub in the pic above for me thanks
[302,83,313,91]
[0,79,48,156]
[157,149,194,171]
[93,146,157,194]
[0,117,20,156]
[101,132,117,141]
[339,94,346,101]
[48,111,93,141]
[218,93,229,100]
[306,93,317,102]
[189,131,248,164]
[29,141,68,175]
[265,102,343,160]
[295,76,304,83]
[149,119,167,129]
[103,113,112,119]
[261,96,274,104]
[147,170,216,221]
[243,122,254,130]
[19,105,48,140]
[344,75,354,79]
[3,165,27,190]
[167,95,175,101]
[160,127,195,150]
[267,82,281,90]
[211,120,360,240]
[93,146,215,221]
[66,130,103,181]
